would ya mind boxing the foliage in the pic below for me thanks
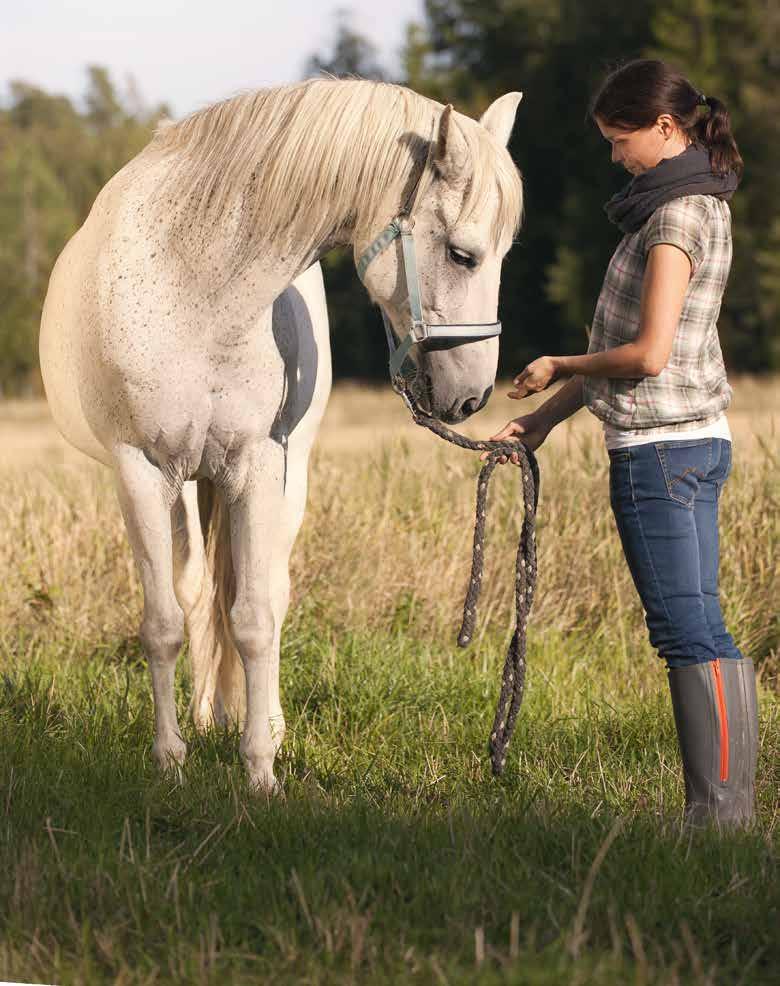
[0,5,778,391]
[303,7,389,81]
[647,0,780,370]
[0,68,167,393]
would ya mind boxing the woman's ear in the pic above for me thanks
[657,113,675,138]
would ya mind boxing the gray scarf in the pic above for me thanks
[604,144,738,234]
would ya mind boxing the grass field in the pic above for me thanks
[1,379,778,985]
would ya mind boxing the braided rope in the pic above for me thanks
[397,379,540,776]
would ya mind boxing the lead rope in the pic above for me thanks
[395,378,540,776]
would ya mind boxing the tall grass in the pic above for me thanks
[2,381,777,683]
[0,380,778,984]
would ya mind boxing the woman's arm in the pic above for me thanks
[481,376,584,462]
[511,244,692,398]
[530,373,585,427]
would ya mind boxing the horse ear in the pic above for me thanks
[435,104,470,183]
[479,92,523,147]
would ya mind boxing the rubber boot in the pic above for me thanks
[667,657,758,828]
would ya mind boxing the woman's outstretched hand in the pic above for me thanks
[479,413,550,464]
[509,356,559,399]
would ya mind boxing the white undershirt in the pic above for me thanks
[603,413,732,451]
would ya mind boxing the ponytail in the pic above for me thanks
[694,95,744,179]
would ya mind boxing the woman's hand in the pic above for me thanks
[479,413,550,464]
[509,356,560,399]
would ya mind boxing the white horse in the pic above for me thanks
[39,79,524,790]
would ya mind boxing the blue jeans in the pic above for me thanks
[608,438,742,669]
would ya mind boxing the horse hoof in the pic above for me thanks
[243,758,279,795]
[152,735,187,770]
[250,775,281,796]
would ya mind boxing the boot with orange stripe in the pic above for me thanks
[667,657,759,827]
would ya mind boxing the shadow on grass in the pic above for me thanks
[2,718,777,984]
[1,635,777,984]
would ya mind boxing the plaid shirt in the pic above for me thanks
[583,194,733,431]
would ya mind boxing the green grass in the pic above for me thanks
[1,611,777,985]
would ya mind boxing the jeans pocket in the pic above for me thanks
[715,439,733,489]
[654,439,712,507]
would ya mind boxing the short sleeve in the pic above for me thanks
[642,196,711,274]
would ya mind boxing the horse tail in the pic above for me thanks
[194,479,246,726]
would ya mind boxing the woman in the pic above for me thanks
[486,59,758,827]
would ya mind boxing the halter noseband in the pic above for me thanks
[355,118,502,384]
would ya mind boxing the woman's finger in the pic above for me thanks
[489,422,517,441]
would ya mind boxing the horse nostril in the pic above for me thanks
[459,387,492,419]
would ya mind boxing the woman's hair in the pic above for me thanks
[589,59,743,178]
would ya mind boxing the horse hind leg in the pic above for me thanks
[180,479,247,730]
[172,480,225,730]
[114,445,187,770]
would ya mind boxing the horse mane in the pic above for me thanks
[151,78,523,266]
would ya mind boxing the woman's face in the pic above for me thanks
[595,115,687,176]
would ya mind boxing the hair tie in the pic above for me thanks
[698,92,708,107]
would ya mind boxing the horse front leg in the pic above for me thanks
[227,439,286,792]
[114,445,186,770]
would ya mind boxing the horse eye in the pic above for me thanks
[448,245,477,269]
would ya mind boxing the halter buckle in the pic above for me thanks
[410,319,427,343]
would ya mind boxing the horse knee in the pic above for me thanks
[229,603,275,661]
[140,609,185,662]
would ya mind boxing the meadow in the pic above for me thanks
[0,378,777,985]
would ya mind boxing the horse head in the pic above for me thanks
[356,92,523,424]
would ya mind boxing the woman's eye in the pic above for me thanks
[448,246,477,269]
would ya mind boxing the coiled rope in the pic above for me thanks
[396,379,540,776]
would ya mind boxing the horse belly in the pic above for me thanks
[39,228,113,466]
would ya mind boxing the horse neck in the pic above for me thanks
[158,103,429,303]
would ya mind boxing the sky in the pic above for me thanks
[1,0,425,117]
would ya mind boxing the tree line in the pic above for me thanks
[1,1,777,393]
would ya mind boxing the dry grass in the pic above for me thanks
[1,377,778,687]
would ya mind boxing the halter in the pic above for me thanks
[357,118,537,778]
[355,119,502,385]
